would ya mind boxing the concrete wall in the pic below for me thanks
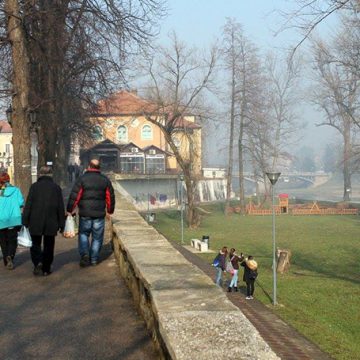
[111,188,280,360]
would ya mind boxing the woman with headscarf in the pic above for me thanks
[0,172,24,270]
[241,255,258,299]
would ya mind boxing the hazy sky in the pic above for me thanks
[156,0,340,159]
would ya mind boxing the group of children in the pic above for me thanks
[213,246,258,300]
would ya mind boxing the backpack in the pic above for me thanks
[212,254,221,267]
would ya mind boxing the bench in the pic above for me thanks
[191,238,209,252]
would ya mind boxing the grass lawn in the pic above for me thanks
[152,204,360,360]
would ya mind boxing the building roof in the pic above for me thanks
[0,120,12,133]
[96,90,201,129]
[96,90,155,115]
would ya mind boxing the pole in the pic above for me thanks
[272,183,277,305]
[147,176,150,221]
[180,179,184,245]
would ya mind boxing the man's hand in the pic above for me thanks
[66,212,73,217]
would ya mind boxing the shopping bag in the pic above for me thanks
[63,215,76,238]
[226,260,234,275]
[17,226,32,247]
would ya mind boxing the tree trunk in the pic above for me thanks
[54,130,70,186]
[5,0,32,197]
[238,116,245,213]
[225,42,236,215]
[343,120,352,201]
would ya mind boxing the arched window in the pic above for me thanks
[117,125,128,142]
[92,125,103,141]
[141,124,152,140]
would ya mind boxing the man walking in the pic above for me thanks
[67,158,115,267]
[23,166,65,276]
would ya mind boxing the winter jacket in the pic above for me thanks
[214,251,227,271]
[22,176,65,236]
[0,183,24,229]
[229,254,243,270]
[66,169,115,218]
[241,259,258,282]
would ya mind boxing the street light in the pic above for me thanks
[28,110,37,127]
[179,174,184,245]
[266,171,281,306]
[6,105,13,125]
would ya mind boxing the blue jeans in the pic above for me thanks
[78,217,105,263]
[215,266,223,286]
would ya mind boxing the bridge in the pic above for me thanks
[234,172,331,187]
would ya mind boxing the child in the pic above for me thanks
[241,255,258,299]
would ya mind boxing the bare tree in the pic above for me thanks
[142,33,217,228]
[264,53,302,170]
[279,0,355,53]
[221,18,241,214]
[311,32,360,201]
[220,18,263,213]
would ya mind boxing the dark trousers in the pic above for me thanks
[0,228,18,265]
[30,235,55,273]
[246,279,255,296]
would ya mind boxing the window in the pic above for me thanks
[92,126,103,141]
[120,154,145,173]
[145,154,165,174]
[5,144,10,153]
[141,125,153,140]
[117,125,128,142]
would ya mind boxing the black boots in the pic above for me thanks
[228,287,232,292]
[234,287,238,292]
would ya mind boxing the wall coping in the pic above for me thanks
[111,187,279,359]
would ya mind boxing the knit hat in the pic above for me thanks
[0,172,10,185]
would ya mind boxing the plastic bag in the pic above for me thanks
[226,260,234,275]
[17,226,32,247]
[63,215,76,238]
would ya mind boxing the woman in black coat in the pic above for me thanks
[22,166,65,276]
[240,255,258,300]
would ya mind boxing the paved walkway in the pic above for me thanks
[172,242,334,360]
[0,236,158,360]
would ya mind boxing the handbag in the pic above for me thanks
[63,215,76,238]
[17,226,32,247]
[226,260,235,275]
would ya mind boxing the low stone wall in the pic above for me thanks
[111,190,279,360]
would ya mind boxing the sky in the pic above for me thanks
[155,0,340,162]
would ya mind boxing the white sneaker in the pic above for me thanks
[245,296,252,300]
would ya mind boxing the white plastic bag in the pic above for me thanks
[63,215,76,238]
[17,226,32,247]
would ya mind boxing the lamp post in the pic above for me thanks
[6,105,13,126]
[179,174,184,245]
[266,171,281,306]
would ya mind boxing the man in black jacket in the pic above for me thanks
[23,166,65,276]
[67,158,115,267]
